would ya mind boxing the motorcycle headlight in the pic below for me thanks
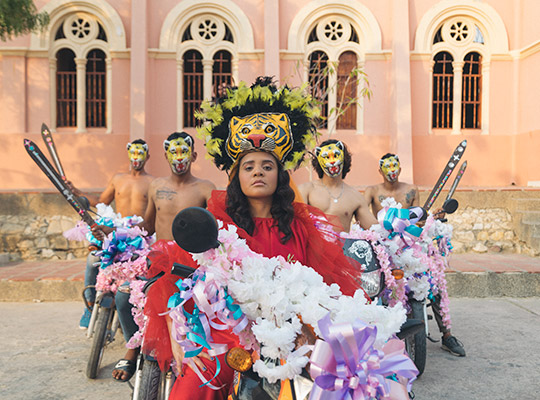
[360,269,383,298]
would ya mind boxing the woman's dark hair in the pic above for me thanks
[311,139,352,179]
[226,155,295,243]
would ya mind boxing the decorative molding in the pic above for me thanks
[159,0,255,53]
[287,0,383,54]
[30,0,127,52]
[414,0,509,55]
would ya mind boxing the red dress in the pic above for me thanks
[143,191,363,400]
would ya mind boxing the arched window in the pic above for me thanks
[462,52,482,129]
[337,51,357,129]
[429,17,485,132]
[175,15,237,130]
[212,50,232,98]
[86,49,106,128]
[51,13,110,132]
[432,51,454,129]
[308,51,329,129]
[303,14,364,133]
[56,48,77,127]
[183,50,203,128]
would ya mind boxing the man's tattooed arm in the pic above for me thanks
[405,189,416,206]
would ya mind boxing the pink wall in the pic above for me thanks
[2,0,540,192]
[412,135,514,187]
[3,133,130,190]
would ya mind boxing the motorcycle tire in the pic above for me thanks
[405,299,427,376]
[137,359,161,400]
[86,306,112,379]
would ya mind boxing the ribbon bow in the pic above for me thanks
[167,272,249,389]
[377,207,423,242]
[309,315,418,400]
[97,228,146,269]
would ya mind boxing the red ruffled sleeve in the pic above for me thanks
[143,240,199,371]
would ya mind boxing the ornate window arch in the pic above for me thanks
[414,1,509,135]
[288,1,383,134]
[30,0,126,133]
[159,0,255,130]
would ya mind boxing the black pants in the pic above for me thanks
[430,294,449,335]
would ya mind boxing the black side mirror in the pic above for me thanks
[442,198,459,214]
[172,207,220,253]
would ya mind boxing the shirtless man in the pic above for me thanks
[298,139,377,232]
[93,132,216,381]
[364,153,419,217]
[70,140,154,328]
[137,131,215,240]
[72,139,154,218]
[366,153,465,357]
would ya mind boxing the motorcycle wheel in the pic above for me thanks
[86,306,112,379]
[137,359,161,400]
[405,299,427,376]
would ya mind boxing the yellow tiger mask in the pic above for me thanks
[226,113,293,163]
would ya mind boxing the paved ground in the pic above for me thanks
[1,253,539,283]
[1,298,539,400]
[1,253,539,301]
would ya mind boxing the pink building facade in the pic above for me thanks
[1,0,539,191]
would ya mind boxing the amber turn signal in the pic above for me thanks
[225,347,253,372]
[391,269,404,280]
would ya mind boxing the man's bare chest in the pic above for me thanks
[154,186,205,211]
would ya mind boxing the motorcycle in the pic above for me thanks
[83,279,121,379]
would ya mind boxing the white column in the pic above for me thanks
[203,59,213,101]
[428,59,435,134]
[176,59,184,131]
[130,0,148,141]
[232,58,239,86]
[481,60,490,135]
[327,59,338,134]
[75,57,87,133]
[49,58,57,132]
[451,61,464,135]
[355,60,365,135]
[106,58,112,133]
[390,0,413,182]
[264,0,280,81]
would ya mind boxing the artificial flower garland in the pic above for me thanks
[372,198,452,329]
[167,220,409,386]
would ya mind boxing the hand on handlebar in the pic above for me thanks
[170,338,213,376]
[432,207,447,221]
[91,224,115,241]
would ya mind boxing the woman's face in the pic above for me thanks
[238,152,279,200]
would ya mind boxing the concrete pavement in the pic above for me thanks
[1,298,539,399]
[1,253,539,301]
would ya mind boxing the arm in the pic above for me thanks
[202,180,217,207]
[297,182,311,204]
[66,175,115,207]
[409,185,420,207]
[138,181,157,235]
[96,177,116,206]
[363,186,376,217]
[354,193,379,230]
[167,313,212,375]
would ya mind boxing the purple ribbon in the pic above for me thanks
[309,315,418,400]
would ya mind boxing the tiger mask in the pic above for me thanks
[226,113,293,163]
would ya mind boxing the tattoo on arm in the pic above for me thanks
[156,189,177,200]
[405,189,416,206]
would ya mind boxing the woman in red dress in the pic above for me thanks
[143,77,365,399]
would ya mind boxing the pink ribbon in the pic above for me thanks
[309,315,418,400]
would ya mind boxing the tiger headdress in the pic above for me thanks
[195,76,320,171]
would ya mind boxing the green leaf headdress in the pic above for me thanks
[196,77,321,171]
